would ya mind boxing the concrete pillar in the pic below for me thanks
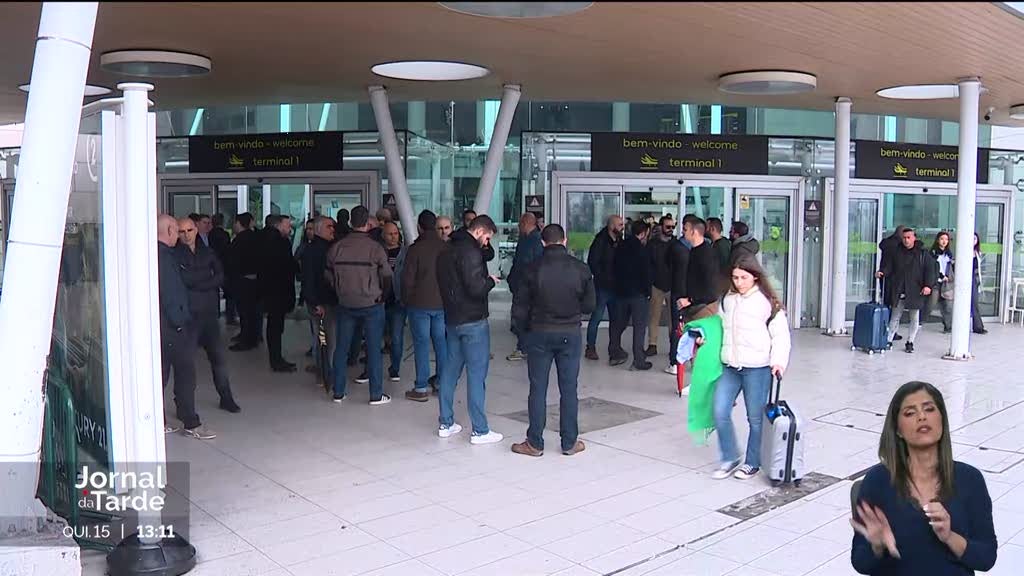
[473,84,521,215]
[368,86,417,243]
[948,78,981,360]
[828,98,852,334]
[407,101,426,136]
[0,1,97,547]
[612,102,630,131]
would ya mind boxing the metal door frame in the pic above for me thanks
[552,171,804,328]
[158,170,380,219]
[820,177,1014,326]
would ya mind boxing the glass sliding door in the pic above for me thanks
[846,196,881,320]
[563,185,621,262]
[166,186,214,218]
[976,202,1004,317]
[735,190,794,309]
[623,185,679,228]
[312,186,365,222]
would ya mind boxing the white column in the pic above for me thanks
[949,78,981,360]
[828,97,852,335]
[0,1,97,533]
[368,85,418,243]
[474,84,521,215]
[118,83,165,543]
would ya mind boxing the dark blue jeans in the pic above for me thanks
[525,331,581,452]
[586,288,615,348]
[408,308,446,392]
[438,319,490,435]
[386,303,406,375]
[333,304,385,400]
[713,365,772,469]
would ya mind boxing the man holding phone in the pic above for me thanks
[435,215,504,445]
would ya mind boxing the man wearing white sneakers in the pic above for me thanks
[435,215,503,444]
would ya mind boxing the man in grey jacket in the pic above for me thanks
[326,205,393,405]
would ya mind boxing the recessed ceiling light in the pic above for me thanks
[718,71,817,95]
[371,61,490,81]
[876,84,959,99]
[100,50,211,78]
[1010,104,1024,120]
[438,2,593,18]
[19,83,111,97]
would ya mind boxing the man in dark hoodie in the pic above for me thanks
[879,227,936,354]
[729,221,760,266]
[609,220,653,370]
[585,214,624,361]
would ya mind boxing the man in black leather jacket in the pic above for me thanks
[585,215,623,360]
[510,224,595,457]
[176,216,240,413]
[260,214,299,372]
[228,213,263,351]
[609,220,653,370]
[436,215,503,444]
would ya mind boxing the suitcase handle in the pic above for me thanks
[768,374,782,405]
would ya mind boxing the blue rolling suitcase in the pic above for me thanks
[852,283,889,354]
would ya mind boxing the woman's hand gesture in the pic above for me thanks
[851,501,901,559]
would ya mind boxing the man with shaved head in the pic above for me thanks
[435,216,454,242]
[158,214,214,439]
[585,214,624,360]
[177,216,240,413]
[507,212,543,361]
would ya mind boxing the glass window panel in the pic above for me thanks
[846,198,879,321]
[736,195,790,302]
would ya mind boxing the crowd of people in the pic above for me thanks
[153,205,1003,572]
[877,226,988,354]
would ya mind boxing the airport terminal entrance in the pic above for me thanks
[820,178,1015,326]
[159,170,379,251]
[551,172,804,328]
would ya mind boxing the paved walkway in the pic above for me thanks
[82,314,1024,576]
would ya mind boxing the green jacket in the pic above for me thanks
[685,314,724,443]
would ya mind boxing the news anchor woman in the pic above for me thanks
[851,381,997,575]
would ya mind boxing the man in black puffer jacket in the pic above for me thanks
[585,215,624,360]
[176,216,240,413]
[436,215,503,444]
[510,224,595,457]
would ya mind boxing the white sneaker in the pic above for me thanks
[438,423,463,438]
[734,465,760,480]
[680,386,690,397]
[470,431,504,445]
[664,364,677,375]
[711,460,741,480]
[369,394,392,406]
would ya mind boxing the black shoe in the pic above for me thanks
[943,327,952,334]
[219,398,241,413]
[355,371,370,384]
[389,368,401,382]
[893,333,903,341]
[229,343,257,352]
[429,374,439,395]
[905,342,914,354]
[609,353,628,367]
[974,329,989,335]
[272,361,297,373]
[644,345,658,357]
[633,361,653,371]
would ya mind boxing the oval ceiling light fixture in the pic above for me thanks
[1010,104,1024,120]
[718,71,817,95]
[371,60,490,81]
[438,2,593,18]
[876,84,959,99]
[100,50,211,78]
[19,83,111,97]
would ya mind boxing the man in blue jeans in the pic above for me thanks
[401,210,448,402]
[506,212,544,361]
[326,205,393,405]
[510,224,595,457]
[381,221,406,381]
[585,215,623,360]
[436,215,503,444]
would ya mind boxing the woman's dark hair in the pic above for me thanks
[973,233,981,253]
[729,255,784,313]
[879,381,955,503]
[931,231,950,253]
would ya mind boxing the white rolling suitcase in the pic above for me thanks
[761,376,805,486]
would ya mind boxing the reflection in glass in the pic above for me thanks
[736,196,790,304]
[268,183,309,251]
[170,192,213,218]
[683,186,727,221]
[624,187,678,228]
[314,191,362,222]
[846,198,879,320]
[566,191,620,262]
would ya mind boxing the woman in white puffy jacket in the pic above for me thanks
[711,256,791,481]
